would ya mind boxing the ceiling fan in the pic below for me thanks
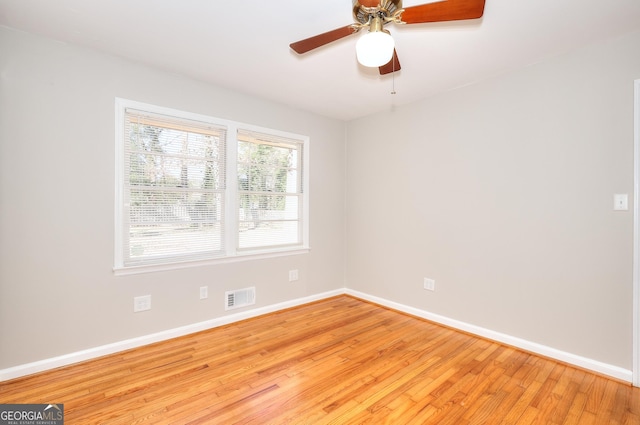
[290,0,486,75]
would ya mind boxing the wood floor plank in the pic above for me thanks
[1,295,638,424]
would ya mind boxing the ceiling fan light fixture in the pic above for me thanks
[290,0,487,76]
[355,17,395,68]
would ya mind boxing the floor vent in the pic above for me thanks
[225,287,256,310]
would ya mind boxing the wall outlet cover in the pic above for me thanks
[199,286,208,300]
[423,278,435,291]
[134,295,151,312]
[289,269,299,282]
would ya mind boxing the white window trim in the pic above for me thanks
[114,98,310,275]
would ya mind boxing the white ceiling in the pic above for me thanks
[1,0,640,121]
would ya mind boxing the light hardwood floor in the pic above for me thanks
[1,295,639,424]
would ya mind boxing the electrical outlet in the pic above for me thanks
[289,269,299,282]
[199,286,208,300]
[423,278,435,291]
[134,295,151,312]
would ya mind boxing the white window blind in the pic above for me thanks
[237,129,304,251]
[122,108,227,266]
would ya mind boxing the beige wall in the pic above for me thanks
[2,23,639,375]
[346,30,640,369]
[0,27,346,369]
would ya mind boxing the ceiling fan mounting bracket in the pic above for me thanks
[353,0,405,26]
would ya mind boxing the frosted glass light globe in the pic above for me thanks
[356,31,395,68]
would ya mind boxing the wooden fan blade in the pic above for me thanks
[290,25,358,54]
[379,50,401,75]
[401,0,485,24]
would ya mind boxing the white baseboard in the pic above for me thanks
[345,289,633,383]
[0,289,344,382]
[1,287,632,384]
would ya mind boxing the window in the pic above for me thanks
[237,130,304,250]
[115,99,309,273]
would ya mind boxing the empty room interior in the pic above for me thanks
[2,0,640,423]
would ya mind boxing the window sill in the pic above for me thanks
[113,247,310,276]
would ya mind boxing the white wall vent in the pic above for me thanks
[225,286,256,310]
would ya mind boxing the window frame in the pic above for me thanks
[114,98,309,275]
[236,129,306,252]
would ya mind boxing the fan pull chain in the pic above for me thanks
[391,58,396,95]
